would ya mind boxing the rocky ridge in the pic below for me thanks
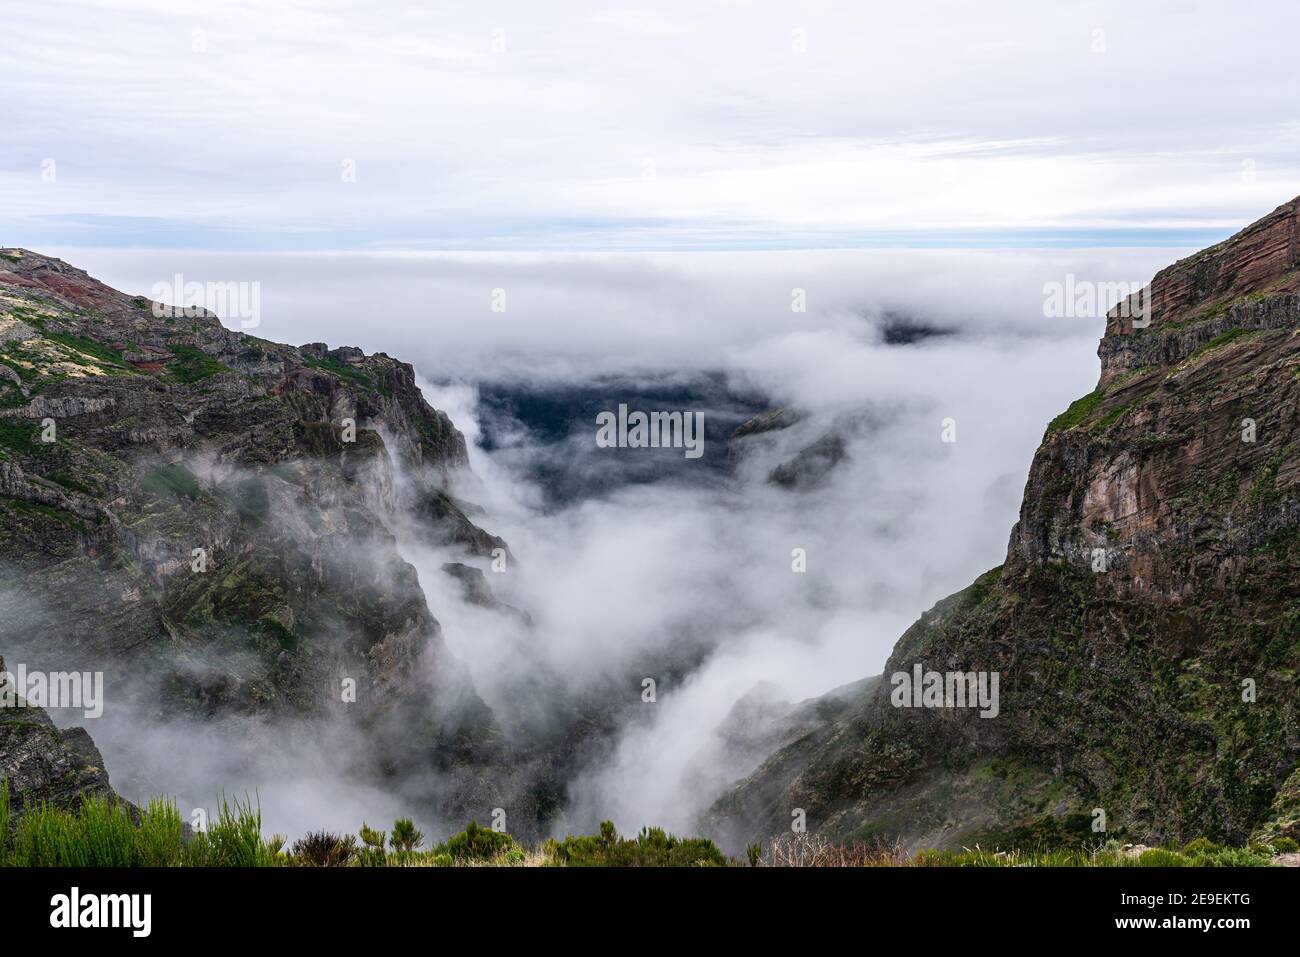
[0,248,513,827]
[709,198,1300,853]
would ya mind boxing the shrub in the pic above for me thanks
[391,818,424,853]
[77,794,136,866]
[1273,837,1298,853]
[291,831,358,867]
[1136,848,1189,867]
[187,795,277,867]
[1176,838,1273,867]
[135,797,184,867]
[549,822,726,867]
[444,820,515,862]
[11,796,140,866]
[12,803,87,867]
[1198,846,1273,866]
[356,822,387,866]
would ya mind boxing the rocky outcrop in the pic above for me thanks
[0,655,126,827]
[709,198,1300,853]
[0,249,509,825]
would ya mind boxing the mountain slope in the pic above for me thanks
[0,249,509,822]
[709,197,1300,853]
[0,655,128,828]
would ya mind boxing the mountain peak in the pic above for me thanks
[1105,195,1300,338]
[1099,195,1300,383]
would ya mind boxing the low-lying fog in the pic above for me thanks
[39,246,1181,840]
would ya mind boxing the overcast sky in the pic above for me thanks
[3,0,1299,250]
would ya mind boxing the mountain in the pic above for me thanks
[0,654,128,824]
[709,197,1300,853]
[0,249,513,825]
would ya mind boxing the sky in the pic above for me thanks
[3,0,1299,251]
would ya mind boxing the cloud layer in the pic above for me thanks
[4,1,1299,249]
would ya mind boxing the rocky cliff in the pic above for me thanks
[0,249,509,823]
[0,654,129,830]
[710,198,1300,852]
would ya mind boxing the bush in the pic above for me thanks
[135,798,184,867]
[1273,837,1298,853]
[1181,837,1220,856]
[186,795,278,867]
[1178,837,1273,867]
[4,793,208,867]
[12,803,88,867]
[291,831,358,867]
[1136,849,1189,867]
[391,818,424,853]
[356,822,386,866]
[549,822,726,867]
[77,794,136,866]
[444,820,515,862]
[9,795,146,866]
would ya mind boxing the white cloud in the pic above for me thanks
[3,0,1299,248]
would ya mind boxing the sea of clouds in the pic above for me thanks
[37,246,1180,839]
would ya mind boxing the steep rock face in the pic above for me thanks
[709,199,1300,853]
[0,249,507,821]
[1011,197,1300,598]
[0,656,125,826]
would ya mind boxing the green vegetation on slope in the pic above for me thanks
[164,345,230,383]
[1046,389,1103,433]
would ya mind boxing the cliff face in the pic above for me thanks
[1013,198,1300,597]
[0,249,506,820]
[710,198,1300,853]
[0,654,126,830]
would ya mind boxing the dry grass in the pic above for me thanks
[760,833,914,867]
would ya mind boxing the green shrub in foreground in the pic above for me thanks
[356,821,387,866]
[290,831,357,867]
[12,803,90,867]
[135,797,185,867]
[547,821,726,867]
[2,781,1277,869]
[8,795,187,867]
[442,820,515,862]
[391,817,424,853]
[183,794,280,867]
